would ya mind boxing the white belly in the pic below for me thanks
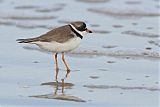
[32,37,81,52]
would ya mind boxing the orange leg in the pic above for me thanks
[62,52,70,76]
[55,53,59,81]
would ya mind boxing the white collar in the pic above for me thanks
[69,24,88,36]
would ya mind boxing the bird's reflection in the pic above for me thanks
[30,71,85,102]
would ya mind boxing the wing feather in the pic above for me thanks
[38,25,74,43]
[17,25,75,43]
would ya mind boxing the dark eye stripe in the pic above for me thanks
[72,22,87,31]
[77,23,86,31]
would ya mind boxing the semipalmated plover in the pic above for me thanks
[17,21,92,80]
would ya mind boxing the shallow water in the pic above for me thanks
[0,0,159,107]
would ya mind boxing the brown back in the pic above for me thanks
[37,25,74,43]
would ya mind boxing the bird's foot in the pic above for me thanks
[65,69,70,78]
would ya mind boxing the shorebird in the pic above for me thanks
[17,21,92,80]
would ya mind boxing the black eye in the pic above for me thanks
[73,22,87,31]
[79,23,86,31]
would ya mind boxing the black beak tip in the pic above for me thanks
[89,31,92,33]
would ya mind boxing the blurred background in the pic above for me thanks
[0,0,159,107]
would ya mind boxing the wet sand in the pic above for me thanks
[0,0,159,107]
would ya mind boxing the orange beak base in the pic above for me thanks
[85,28,92,33]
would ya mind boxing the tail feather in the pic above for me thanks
[16,38,38,43]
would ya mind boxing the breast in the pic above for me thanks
[34,37,81,52]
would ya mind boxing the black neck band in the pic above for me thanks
[69,25,83,39]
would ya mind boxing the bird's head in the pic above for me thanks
[69,21,92,37]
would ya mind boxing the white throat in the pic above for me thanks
[69,24,88,36]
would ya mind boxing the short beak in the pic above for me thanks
[85,28,92,33]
